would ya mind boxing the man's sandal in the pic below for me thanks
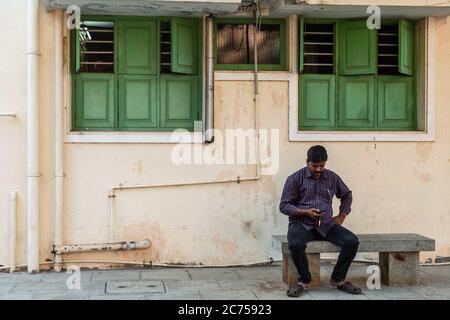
[332,281,362,295]
[286,282,310,297]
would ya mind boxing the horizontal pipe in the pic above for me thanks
[112,174,260,192]
[53,239,151,255]
[0,113,16,117]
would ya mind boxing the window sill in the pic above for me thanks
[64,131,205,144]
[289,130,435,142]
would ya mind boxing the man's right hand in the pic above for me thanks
[306,208,322,218]
[292,208,322,219]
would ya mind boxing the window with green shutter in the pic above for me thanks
[71,16,202,132]
[298,18,416,131]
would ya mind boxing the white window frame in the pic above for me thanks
[63,16,207,144]
[289,17,435,142]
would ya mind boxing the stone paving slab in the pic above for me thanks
[89,294,148,300]
[217,279,274,290]
[187,268,240,280]
[0,294,34,300]
[106,280,165,294]
[0,273,44,282]
[0,264,448,300]
[200,289,258,300]
[145,292,202,300]
[164,280,221,293]
[32,293,90,300]
[362,287,422,300]
[68,282,108,294]
[40,270,93,283]
[407,286,450,300]
[234,267,282,280]
[306,287,369,300]
[0,284,14,295]
[10,282,69,294]
[91,270,141,281]
[251,288,313,300]
[140,269,191,281]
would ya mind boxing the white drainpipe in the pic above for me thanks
[9,192,17,273]
[54,9,64,272]
[26,0,40,273]
[205,16,214,143]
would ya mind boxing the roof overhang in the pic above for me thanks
[274,1,450,19]
[43,0,450,18]
[43,0,243,16]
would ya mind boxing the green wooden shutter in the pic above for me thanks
[338,20,376,75]
[338,75,375,128]
[118,20,157,75]
[73,29,80,73]
[299,16,304,74]
[118,75,157,129]
[377,76,414,129]
[160,74,199,129]
[171,18,199,75]
[75,74,115,130]
[299,74,336,129]
[399,20,414,76]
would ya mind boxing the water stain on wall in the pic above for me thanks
[419,173,431,183]
[131,160,143,174]
[120,222,165,262]
[211,233,239,258]
[415,143,433,163]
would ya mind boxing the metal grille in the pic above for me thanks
[160,21,172,73]
[378,24,399,75]
[79,21,114,73]
[303,23,334,74]
[216,23,280,65]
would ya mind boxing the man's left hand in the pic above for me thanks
[332,213,347,225]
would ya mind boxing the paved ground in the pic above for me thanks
[0,261,449,300]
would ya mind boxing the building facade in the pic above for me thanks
[1,0,449,272]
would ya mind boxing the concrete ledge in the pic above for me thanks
[272,233,435,254]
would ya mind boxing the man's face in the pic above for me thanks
[306,160,326,179]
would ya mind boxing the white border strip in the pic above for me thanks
[65,132,205,144]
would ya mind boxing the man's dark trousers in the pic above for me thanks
[287,222,360,284]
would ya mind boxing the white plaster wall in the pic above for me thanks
[0,3,449,269]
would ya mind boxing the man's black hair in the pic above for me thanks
[307,145,328,163]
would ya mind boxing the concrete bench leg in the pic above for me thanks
[379,252,419,286]
[283,253,320,287]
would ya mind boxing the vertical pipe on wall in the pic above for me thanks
[54,10,64,272]
[26,0,40,273]
[290,15,298,74]
[205,16,214,143]
[9,192,17,273]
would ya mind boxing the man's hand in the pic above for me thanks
[306,208,323,219]
[292,208,323,219]
[332,212,347,225]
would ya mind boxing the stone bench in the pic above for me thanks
[272,233,435,287]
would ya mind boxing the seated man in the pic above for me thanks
[279,145,362,297]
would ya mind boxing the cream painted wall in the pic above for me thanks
[0,1,28,267]
[0,2,449,269]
